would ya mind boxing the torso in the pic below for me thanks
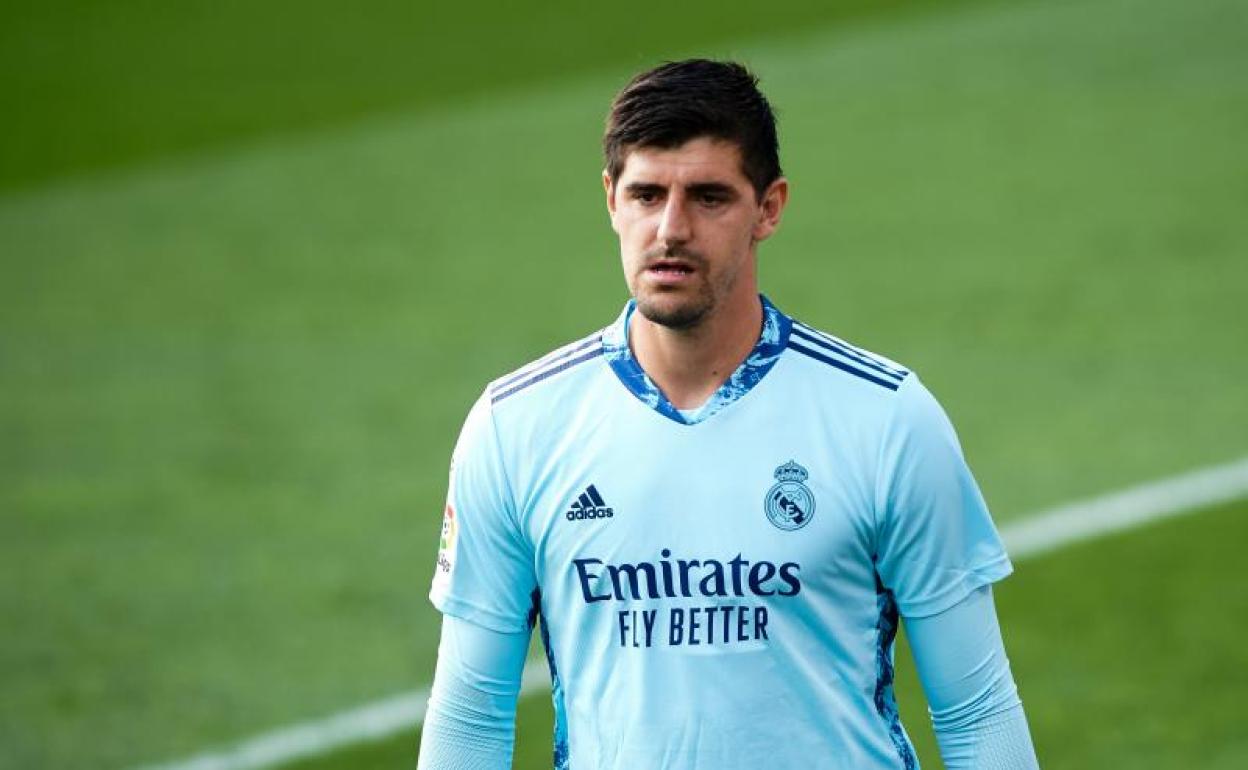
[483,299,920,769]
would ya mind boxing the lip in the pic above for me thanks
[644,259,697,282]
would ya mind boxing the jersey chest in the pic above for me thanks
[512,387,886,640]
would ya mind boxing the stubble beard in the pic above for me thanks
[635,290,713,330]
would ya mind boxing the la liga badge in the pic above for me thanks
[436,503,457,576]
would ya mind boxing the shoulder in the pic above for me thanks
[486,328,607,408]
[783,316,912,395]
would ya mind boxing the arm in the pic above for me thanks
[422,391,538,767]
[905,586,1040,769]
[417,615,531,770]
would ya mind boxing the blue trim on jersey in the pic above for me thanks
[535,603,570,770]
[601,295,792,425]
[787,340,903,391]
[790,324,908,382]
[490,343,604,404]
[874,585,919,769]
[494,334,602,393]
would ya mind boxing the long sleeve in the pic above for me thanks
[417,615,531,770]
[905,585,1040,769]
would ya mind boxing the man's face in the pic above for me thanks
[605,137,787,330]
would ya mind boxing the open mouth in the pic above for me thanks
[646,260,696,279]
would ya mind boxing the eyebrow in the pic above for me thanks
[622,181,739,197]
[686,182,738,198]
[623,182,665,196]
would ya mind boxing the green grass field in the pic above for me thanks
[0,0,962,192]
[2,0,1246,767]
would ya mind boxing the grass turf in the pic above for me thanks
[2,0,1246,766]
[0,0,965,192]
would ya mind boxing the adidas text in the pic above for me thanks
[567,506,614,521]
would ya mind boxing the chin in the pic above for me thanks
[635,295,712,330]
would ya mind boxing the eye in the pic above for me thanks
[697,192,728,207]
[632,189,661,205]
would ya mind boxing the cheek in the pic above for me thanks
[715,215,758,252]
[615,222,644,265]
[618,215,653,248]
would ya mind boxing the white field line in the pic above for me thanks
[1002,456,1248,558]
[135,455,1248,770]
[136,664,550,770]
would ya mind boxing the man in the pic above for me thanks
[418,60,1039,769]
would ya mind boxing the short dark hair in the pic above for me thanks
[603,59,781,199]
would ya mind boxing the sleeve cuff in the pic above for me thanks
[430,591,535,635]
[894,554,1014,618]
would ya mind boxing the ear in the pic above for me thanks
[752,177,789,242]
[603,169,621,232]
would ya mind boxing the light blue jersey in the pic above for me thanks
[430,297,1012,770]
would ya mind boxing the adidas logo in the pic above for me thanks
[566,484,614,521]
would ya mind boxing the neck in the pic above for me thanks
[629,294,764,410]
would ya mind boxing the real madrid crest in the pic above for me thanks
[765,460,816,531]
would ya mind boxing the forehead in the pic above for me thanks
[616,137,751,187]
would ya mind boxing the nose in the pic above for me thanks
[656,195,692,248]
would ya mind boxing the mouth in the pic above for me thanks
[644,259,697,281]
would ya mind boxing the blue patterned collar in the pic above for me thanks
[601,295,792,425]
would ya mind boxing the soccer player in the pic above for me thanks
[417,60,1039,769]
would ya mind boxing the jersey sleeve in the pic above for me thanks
[417,615,530,770]
[429,391,538,634]
[905,587,1038,769]
[873,374,1012,618]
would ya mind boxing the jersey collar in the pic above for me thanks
[601,295,792,425]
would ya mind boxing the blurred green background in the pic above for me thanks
[2,0,1245,768]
